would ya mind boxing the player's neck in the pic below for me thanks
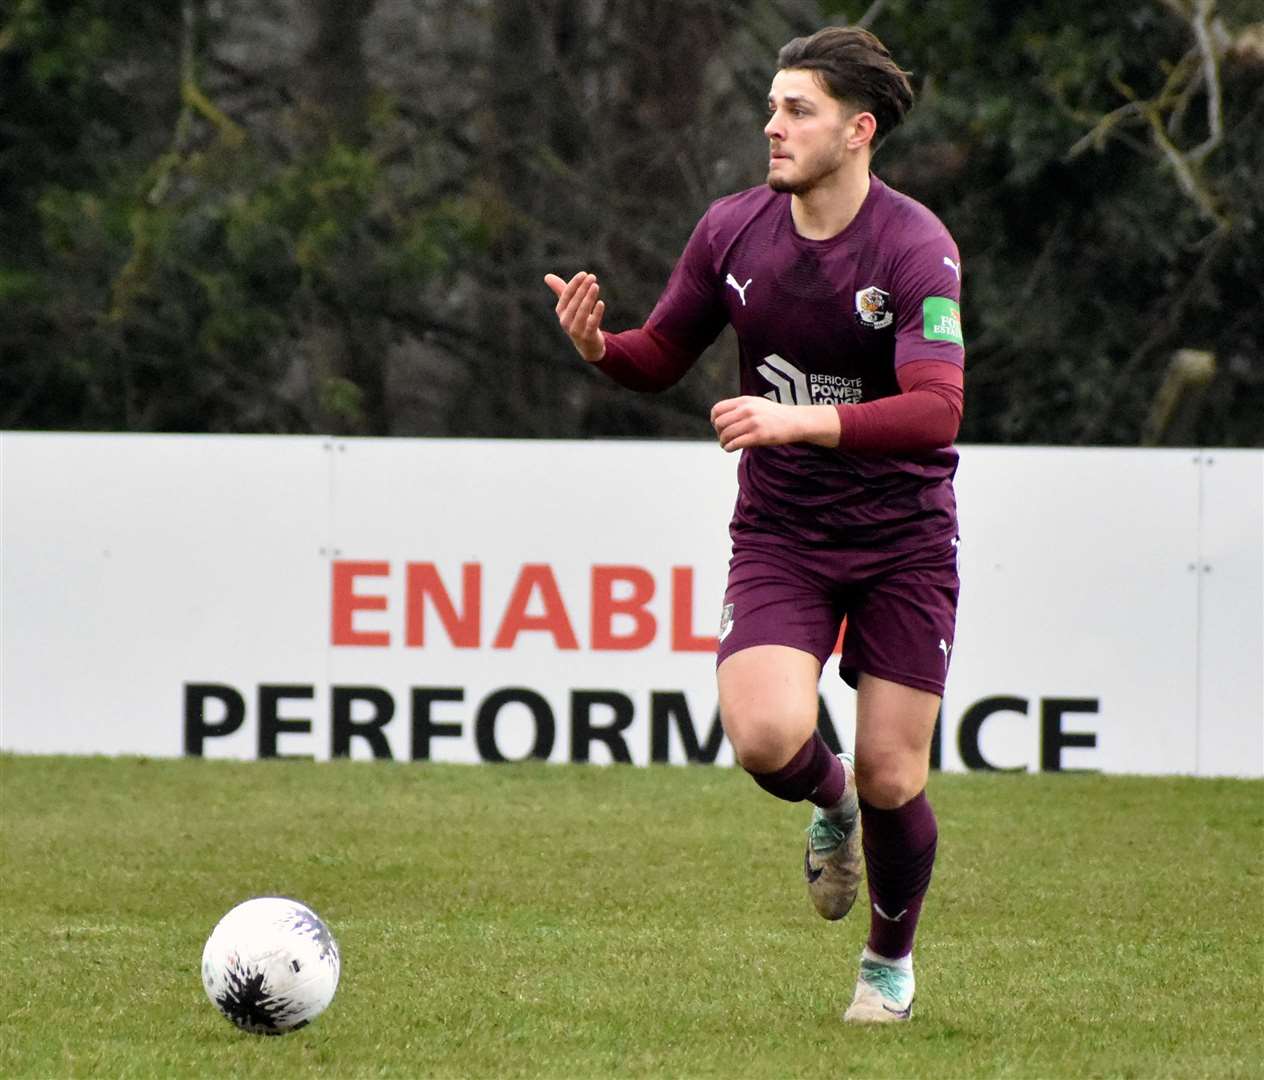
[790,165,871,241]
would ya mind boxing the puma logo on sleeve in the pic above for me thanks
[725,273,753,306]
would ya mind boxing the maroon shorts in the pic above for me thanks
[715,528,960,697]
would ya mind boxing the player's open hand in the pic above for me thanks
[544,271,606,364]
[710,397,841,452]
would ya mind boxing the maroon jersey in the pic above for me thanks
[642,176,964,550]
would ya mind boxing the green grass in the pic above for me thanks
[1,756,1260,1078]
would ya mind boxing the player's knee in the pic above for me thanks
[855,754,926,809]
[731,729,788,775]
[725,714,801,775]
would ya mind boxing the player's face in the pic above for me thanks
[764,69,853,195]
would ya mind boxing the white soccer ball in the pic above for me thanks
[201,896,341,1035]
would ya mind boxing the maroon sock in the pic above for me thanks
[746,731,845,808]
[860,790,938,959]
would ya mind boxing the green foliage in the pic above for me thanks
[1,2,473,433]
[2,756,1261,1077]
[8,126,470,428]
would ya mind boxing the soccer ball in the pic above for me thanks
[201,896,341,1035]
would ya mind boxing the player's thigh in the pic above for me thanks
[853,672,941,809]
[717,644,823,772]
[714,539,840,772]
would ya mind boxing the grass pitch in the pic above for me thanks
[1,755,1260,1079]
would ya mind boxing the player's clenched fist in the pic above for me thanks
[710,397,842,452]
[544,271,607,364]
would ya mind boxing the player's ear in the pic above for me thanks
[846,111,877,151]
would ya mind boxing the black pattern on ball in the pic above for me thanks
[216,964,308,1035]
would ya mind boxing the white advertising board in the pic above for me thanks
[2,433,1260,776]
[1,434,330,757]
[1195,450,1264,776]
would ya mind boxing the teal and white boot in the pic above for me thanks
[803,753,861,920]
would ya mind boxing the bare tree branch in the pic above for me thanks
[1078,229,1229,442]
[1142,348,1216,445]
[1062,0,1229,230]
[1142,103,1223,223]
[857,1,888,30]
[1187,0,1224,162]
[1066,100,1145,158]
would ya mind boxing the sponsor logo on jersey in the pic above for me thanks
[922,296,963,346]
[725,273,752,306]
[756,353,811,405]
[854,285,893,329]
[757,354,863,406]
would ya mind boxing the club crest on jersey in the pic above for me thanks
[854,286,893,330]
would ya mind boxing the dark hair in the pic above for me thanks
[777,27,914,145]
